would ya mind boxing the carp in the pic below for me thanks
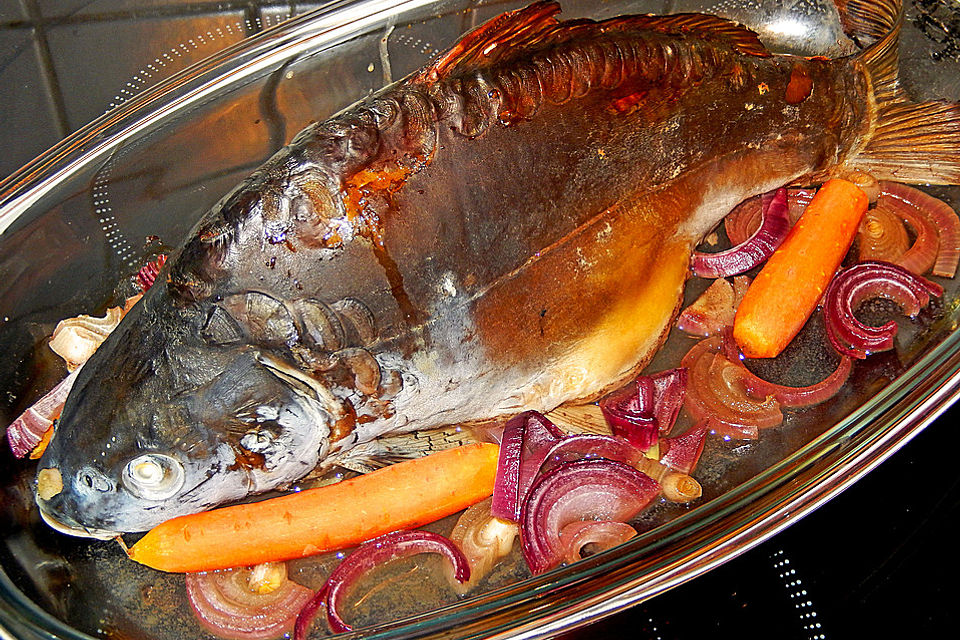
[34,0,960,536]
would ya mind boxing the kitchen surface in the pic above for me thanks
[2,0,959,638]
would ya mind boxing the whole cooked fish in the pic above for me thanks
[35,0,960,536]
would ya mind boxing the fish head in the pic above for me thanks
[35,286,334,537]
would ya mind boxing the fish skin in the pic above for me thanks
[34,0,958,535]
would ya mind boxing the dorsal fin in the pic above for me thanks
[599,13,770,58]
[417,2,770,84]
[418,2,563,83]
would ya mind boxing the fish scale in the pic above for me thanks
[33,0,960,536]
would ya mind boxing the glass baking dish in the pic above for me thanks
[2,0,960,638]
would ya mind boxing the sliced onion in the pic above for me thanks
[857,207,910,264]
[723,188,813,245]
[659,422,709,475]
[540,433,646,472]
[877,200,939,277]
[650,368,688,435]
[136,254,168,291]
[599,380,658,451]
[447,498,518,595]
[677,278,737,337]
[693,188,792,277]
[491,411,564,522]
[719,329,853,407]
[681,337,782,439]
[880,182,960,278]
[600,368,687,447]
[823,261,942,359]
[6,368,80,458]
[187,563,313,640]
[321,531,469,633]
[520,459,659,574]
[659,472,703,503]
[558,520,638,564]
[49,306,124,371]
[293,585,326,640]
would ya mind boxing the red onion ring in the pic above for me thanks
[676,277,737,337]
[724,188,814,245]
[293,585,327,640]
[558,520,638,564]
[520,459,660,574]
[719,329,853,407]
[880,182,960,278]
[540,433,646,472]
[693,188,791,277]
[319,531,470,634]
[823,261,942,359]
[491,411,564,522]
[135,254,168,292]
[186,565,313,640]
[681,337,782,439]
[877,199,939,277]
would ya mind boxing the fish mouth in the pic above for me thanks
[38,505,121,541]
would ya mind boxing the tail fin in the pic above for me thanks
[838,0,960,184]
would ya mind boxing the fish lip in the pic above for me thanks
[37,505,121,540]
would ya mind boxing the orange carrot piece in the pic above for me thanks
[129,443,499,573]
[734,178,868,358]
[28,425,55,459]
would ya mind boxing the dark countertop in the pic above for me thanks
[2,1,958,638]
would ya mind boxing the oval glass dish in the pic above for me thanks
[3,0,960,639]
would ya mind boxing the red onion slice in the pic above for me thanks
[540,433,646,472]
[725,188,814,245]
[599,383,658,451]
[877,199,939,277]
[520,459,660,574]
[681,337,782,439]
[6,368,80,458]
[857,207,910,264]
[320,531,469,633]
[491,411,564,522]
[719,330,853,407]
[599,368,687,448]
[693,188,792,278]
[447,498,518,595]
[187,565,313,640]
[659,422,709,475]
[677,277,737,337]
[135,254,168,291]
[880,182,960,277]
[650,368,688,435]
[823,261,942,359]
[558,520,638,564]
[293,585,327,640]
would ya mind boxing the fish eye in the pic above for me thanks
[122,454,185,501]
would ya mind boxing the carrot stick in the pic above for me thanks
[734,178,868,358]
[129,443,499,573]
